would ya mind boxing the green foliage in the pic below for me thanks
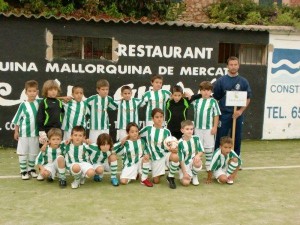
[165,2,185,21]
[102,2,123,19]
[0,0,9,12]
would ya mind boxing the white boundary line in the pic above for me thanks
[1,165,299,179]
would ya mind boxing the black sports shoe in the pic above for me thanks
[166,176,176,189]
[47,176,54,182]
[59,179,67,188]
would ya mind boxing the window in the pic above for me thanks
[218,43,267,65]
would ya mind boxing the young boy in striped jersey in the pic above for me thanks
[61,86,89,140]
[115,86,141,141]
[209,136,242,184]
[140,74,171,126]
[35,128,67,187]
[12,80,40,180]
[113,122,152,186]
[86,79,118,143]
[178,120,204,186]
[191,81,221,183]
[87,133,119,186]
[140,108,179,189]
[64,126,95,189]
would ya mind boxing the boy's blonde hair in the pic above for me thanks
[42,80,61,97]
[220,136,233,146]
[199,81,213,91]
[181,120,194,129]
[71,126,86,136]
[151,74,163,83]
[97,133,113,150]
[25,80,38,91]
[96,79,109,89]
[47,128,62,139]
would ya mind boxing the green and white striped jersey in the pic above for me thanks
[35,145,65,165]
[139,125,171,161]
[113,139,148,167]
[115,98,141,129]
[178,135,204,165]
[210,148,242,171]
[12,99,41,137]
[140,89,171,123]
[64,143,92,167]
[86,144,111,164]
[61,100,90,132]
[191,98,221,129]
[86,95,118,130]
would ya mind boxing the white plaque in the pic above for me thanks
[225,91,247,107]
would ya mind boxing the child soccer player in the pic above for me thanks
[37,80,64,144]
[178,120,204,186]
[86,79,117,142]
[113,122,152,186]
[209,136,242,184]
[61,86,89,140]
[140,108,179,189]
[87,133,119,186]
[115,85,141,141]
[35,128,67,187]
[12,80,40,180]
[64,126,95,189]
[140,74,171,126]
[191,81,221,183]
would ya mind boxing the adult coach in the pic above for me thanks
[213,56,252,156]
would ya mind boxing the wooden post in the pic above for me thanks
[231,106,237,150]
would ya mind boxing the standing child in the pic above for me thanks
[178,120,204,186]
[88,133,119,186]
[209,136,242,184]
[35,128,67,187]
[191,81,221,183]
[61,86,89,140]
[12,80,40,180]
[115,85,141,141]
[140,74,171,126]
[64,126,95,189]
[140,108,179,189]
[113,122,152,186]
[86,79,117,143]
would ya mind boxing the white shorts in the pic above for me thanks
[17,137,39,156]
[213,168,226,179]
[179,162,193,179]
[120,160,142,180]
[70,162,94,176]
[63,131,71,141]
[93,162,111,172]
[151,152,171,177]
[44,159,60,179]
[117,129,127,141]
[194,128,215,148]
[89,129,109,143]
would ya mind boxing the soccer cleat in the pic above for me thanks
[21,172,30,180]
[71,180,80,189]
[80,177,86,185]
[166,176,176,189]
[59,179,67,188]
[111,177,119,186]
[47,176,54,182]
[192,175,199,186]
[140,179,153,187]
[29,169,38,178]
[93,175,103,182]
[36,174,44,181]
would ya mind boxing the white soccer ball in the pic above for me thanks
[163,136,178,151]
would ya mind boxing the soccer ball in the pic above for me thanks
[163,136,178,151]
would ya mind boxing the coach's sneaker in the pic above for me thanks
[29,169,38,178]
[192,175,200,186]
[111,177,119,186]
[80,177,86,185]
[166,176,176,189]
[21,172,30,180]
[36,174,44,181]
[93,175,103,182]
[59,179,67,188]
[141,178,153,187]
[71,180,80,189]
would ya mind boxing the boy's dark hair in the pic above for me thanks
[227,56,239,65]
[72,86,84,93]
[97,133,113,150]
[25,80,38,91]
[151,108,164,118]
[151,74,163,83]
[126,122,139,133]
[199,81,213,91]
[71,126,86,136]
[47,128,62,139]
[181,120,194,129]
[172,85,183,94]
[220,136,233,146]
[96,79,109,89]
[42,80,61,97]
[121,85,132,93]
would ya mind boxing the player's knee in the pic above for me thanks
[181,179,190,186]
[218,175,227,184]
[86,169,95,178]
[71,164,80,173]
[120,179,128,185]
[153,177,160,184]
